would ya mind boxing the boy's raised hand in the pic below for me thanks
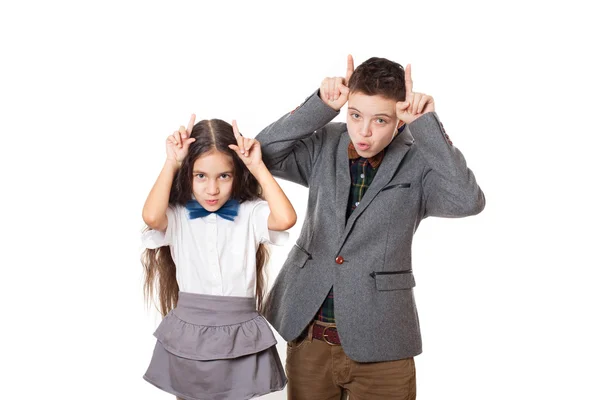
[166,114,196,167]
[395,64,435,124]
[228,120,263,170]
[320,54,354,111]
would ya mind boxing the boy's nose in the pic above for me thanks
[359,122,372,137]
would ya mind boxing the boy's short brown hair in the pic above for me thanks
[348,57,406,101]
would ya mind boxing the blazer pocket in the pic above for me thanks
[381,183,411,191]
[288,243,312,269]
[371,270,415,291]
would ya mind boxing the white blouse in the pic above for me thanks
[142,199,288,298]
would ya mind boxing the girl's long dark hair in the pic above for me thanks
[142,119,269,316]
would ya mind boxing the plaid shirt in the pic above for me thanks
[315,143,384,323]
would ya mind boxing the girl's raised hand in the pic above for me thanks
[228,120,263,170]
[166,114,196,167]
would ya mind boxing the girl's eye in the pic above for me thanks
[220,174,231,179]
[376,118,386,124]
[351,113,360,119]
[195,174,205,179]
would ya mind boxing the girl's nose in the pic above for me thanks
[206,180,219,195]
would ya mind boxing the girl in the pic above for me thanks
[141,115,295,400]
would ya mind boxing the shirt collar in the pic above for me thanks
[347,143,384,168]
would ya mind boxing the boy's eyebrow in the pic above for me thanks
[348,107,394,119]
[373,113,394,119]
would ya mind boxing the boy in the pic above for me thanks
[257,56,485,399]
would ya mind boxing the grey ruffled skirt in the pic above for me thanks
[144,292,287,400]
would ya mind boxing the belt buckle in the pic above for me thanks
[322,326,337,345]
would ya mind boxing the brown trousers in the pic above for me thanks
[285,322,417,400]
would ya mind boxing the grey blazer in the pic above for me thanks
[256,91,485,362]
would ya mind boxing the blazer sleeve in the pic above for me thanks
[255,90,339,187]
[409,112,486,218]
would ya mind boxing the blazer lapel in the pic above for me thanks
[339,129,414,244]
[335,133,352,238]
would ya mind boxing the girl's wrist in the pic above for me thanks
[248,162,274,184]
[247,161,267,176]
[164,158,180,170]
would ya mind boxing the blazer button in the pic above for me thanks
[335,256,344,265]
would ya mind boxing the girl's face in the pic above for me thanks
[191,150,235,212]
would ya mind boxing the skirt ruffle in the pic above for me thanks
[144,292,286,400]
[155,310,277,360]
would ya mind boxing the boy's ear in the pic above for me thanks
[393,120,405,138]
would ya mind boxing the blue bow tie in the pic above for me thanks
[185,199,240,221]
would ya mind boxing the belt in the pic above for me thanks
[311,322,341,345]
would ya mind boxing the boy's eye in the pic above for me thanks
[376,118,386,124]
[351,113,360,119]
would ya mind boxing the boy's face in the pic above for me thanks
[346,92,403,158]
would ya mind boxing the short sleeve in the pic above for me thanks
[141,206,178,249]
[251,201,289,246]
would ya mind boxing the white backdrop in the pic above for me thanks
[1,1,599,399]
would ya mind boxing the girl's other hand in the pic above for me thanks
[166,114,196,167]
[228,120,263,171]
